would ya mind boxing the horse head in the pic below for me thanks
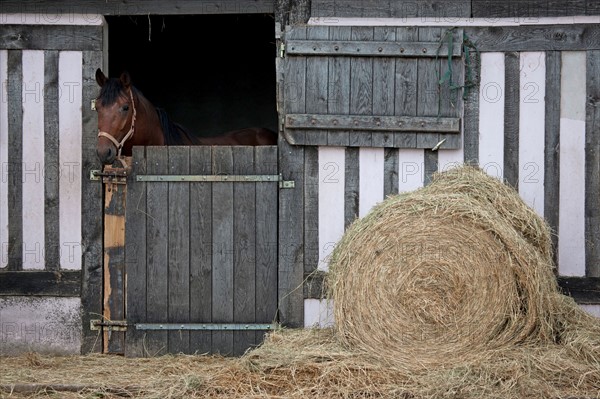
[95,68,137,165]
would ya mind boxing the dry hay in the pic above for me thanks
[2,327,600,398]
[327,165,600,370]
[3,165,600,398]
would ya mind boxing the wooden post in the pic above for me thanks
[102,160,130,353]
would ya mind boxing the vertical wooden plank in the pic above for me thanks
[145,147,169,356]
[21,50,45,270]
[478,52,505,179]
[417,28,439,184]
[503,52,520,189]
[279,26,305,328]
[125,146,147,357]
[416,27,440,150]
[394,27,418,148]
[304,147,319,274]
[255,146,278,345]
[383,148,399,198]
[544,51,560,269]
[189,146,212,354]
[102,170,126,354]
[7,50,22,271]
[233,146,256,356]
[0,50,8,268]
[519,52,545,216]
[304,26,329,146]
[80,49,105,353]
[383,148,399,197]
[463,43,480,165]
[423,150,438,186]
[58,51,83,270]
[327,27,351,146]
[359,148,384,216]
[585,50,600,278]
[349,26,373,147]
[437,28,464,170]
[398,149,425,192]
[319,147,345,272]
[559,51,585,277]
[343,148,358,228]
[43,50,59,271]
[283,26,306,145]
[168,146,190,354]
[372,26,395,147]
[212,146,234,355]
[396,27,422,191]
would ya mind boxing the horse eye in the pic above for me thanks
[121,104,130,112]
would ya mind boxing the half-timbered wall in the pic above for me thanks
[0,14,105,354]
[295,19,600,326]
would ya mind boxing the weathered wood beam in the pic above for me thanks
[471,0,600,18]
[0,271,81,296]
[465,24,600,51]
[286,40,461,57]
[0,1,273,15]
[285,114,460,132]
[0,25,103,51]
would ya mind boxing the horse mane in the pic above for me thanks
[155,107,200,145]
[96,77,131,105]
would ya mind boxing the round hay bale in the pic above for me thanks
[327,165,562,368]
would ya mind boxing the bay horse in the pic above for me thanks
[95,69,278,165]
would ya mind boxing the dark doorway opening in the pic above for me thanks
[105,14,278,138]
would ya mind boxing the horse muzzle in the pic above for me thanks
[97,143,117,165]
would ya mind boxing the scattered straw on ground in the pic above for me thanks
[2,165,600,398]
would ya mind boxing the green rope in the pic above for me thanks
[435,27,480,116]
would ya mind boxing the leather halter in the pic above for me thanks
[97,88,137,157]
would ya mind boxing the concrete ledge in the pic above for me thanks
[0,296,81,355]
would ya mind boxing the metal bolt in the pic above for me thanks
[334,45,339,51]
[400,48,405,53]
[422,48,427,53]
[332,119,338,126]
[378,47,383,52]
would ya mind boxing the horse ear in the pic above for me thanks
[95,68,107,87]
[119,71,131,89]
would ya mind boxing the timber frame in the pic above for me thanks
[2,0,600,355]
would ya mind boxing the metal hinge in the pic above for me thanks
[90,319,128,332]
[279,43,285,58]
